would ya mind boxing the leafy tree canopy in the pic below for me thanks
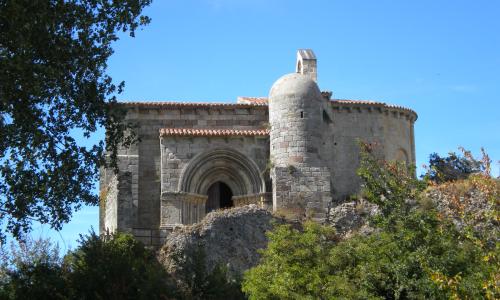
[425,147,490,184]
[0,236,65,299]
[0,0,151,242]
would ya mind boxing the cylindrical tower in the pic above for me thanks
[269,70,331,220]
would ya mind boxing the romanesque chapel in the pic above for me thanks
[100,50,417,247]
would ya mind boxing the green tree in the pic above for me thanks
[66,230,176,299]
[0,231,179,299]
[425,148,486,184]
[0,236,67,299]
[0,0,151,242]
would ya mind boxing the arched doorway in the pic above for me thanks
[179,148,265,196]
[206,181,233,213]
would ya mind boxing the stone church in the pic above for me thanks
[100,50,417,247]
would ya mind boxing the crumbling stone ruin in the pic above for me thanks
[100,49,417,247]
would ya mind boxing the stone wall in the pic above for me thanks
[160,136,268,193]
[100,104,270,246]
[101,174,118,233]
[160,136,269,227]
[100,153,138,234]
[327,102,417,201]
[129,104,268,230]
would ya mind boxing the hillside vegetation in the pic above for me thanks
[1,146,498,299]
[243,146,499,299]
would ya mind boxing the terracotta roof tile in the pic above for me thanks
[120,98,415,116]
[331,99,416,115]
[121,101,267,108]
[237,97,269,105]
[332,99,381,105]
[159,128,270,137]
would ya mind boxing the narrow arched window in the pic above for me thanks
[323,110,332,124]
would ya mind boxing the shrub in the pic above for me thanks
[172,245,245,300]
[242,222,339,299]
[243,144,499,299]
[65,230,177,299]
[0,231,180,299]
[0,237,67,300]
[357,141,427,228]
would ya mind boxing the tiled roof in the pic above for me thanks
[120,98,415,116]
[237,97,268,104]
[159,128,270,137]
[332,99,382,105]
[331,99,416,114]
[237,97,268,105]
[236,97,416,115]
[120,101,267,108]
[237,97,392,106]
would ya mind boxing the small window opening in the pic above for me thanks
[322,110,332,124]
[300,111,304,118]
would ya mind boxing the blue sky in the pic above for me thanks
[30,0,500,250]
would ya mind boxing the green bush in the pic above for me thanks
[0,230,252,299]
[242,222,339,299]
[0,231,179,299]
[65,230,177,299]
[242,143,498,299]
[3,262,68,300]
[243,219,488,299]
[172,245,245,300]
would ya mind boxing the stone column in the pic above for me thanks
[161,192,207,227]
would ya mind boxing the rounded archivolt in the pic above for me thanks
[178,148,265,196]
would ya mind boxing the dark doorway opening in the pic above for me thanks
[206,182,233,213]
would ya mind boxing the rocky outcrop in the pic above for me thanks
[327,177,499,243]
[158,205,281,278]
[328,200,379,237]
[425,178,499,244]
